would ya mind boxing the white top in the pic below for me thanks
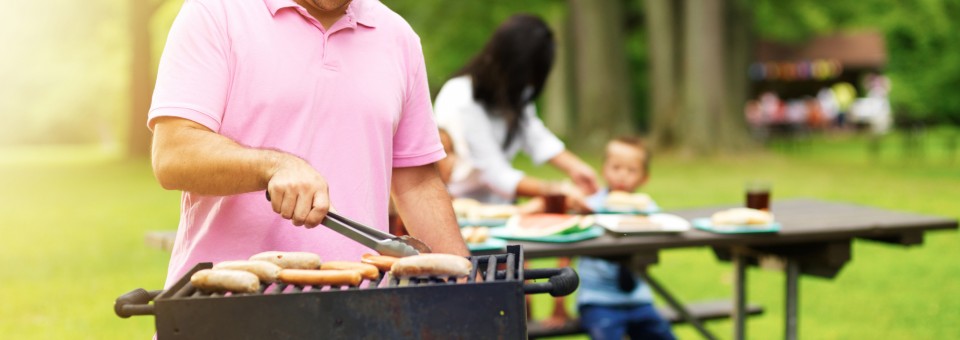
[434,76,565,204]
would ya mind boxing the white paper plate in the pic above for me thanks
[594,213,691,234]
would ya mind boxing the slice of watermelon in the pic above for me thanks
[505,214,588,237]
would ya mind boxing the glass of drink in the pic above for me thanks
[745,180,771,211]
[543,182,567,214]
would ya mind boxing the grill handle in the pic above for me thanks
[114,288,161,318]
[522,267,579,297]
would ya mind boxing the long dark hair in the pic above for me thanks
[455,14,555,150]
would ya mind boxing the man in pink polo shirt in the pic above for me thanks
[149,0,468,287]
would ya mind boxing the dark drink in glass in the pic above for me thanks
[544,194,567,214]
[746,191,770,211]
[745,180,771,211]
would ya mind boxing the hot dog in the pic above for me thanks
[278,269,363,286]
[390,253,473,278]
[190,269,260,293]
[320,261,380,280]
[249,251,322,269]
[361,253,398,272]
[213,260,282,283]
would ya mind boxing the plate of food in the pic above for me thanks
[594,213,691,234]
[593,191,660,215]
[488,214,604,243]
[453,198,517,227]
[460,226,508,251]
[692,208,780,234]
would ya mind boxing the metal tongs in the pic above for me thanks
[266,192,431,257]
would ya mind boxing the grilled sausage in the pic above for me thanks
[190,269,260,293]
[390,254,473,278]
[249,251,322,269]
[278,269,363,286]
[361,253,399,272]
[320,261,379,280]
[213,260,282,283]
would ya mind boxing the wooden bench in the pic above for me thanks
[527,300,764,339]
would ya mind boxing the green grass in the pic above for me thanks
[1,130,957,339]
[525,130,960,339]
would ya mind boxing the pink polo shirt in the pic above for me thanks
[149,0,444,287]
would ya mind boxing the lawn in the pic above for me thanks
[0,130,957,339]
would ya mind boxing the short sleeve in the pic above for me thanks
[392,36,445,167]
[148,0,230,132]
[459,105,525,200]
[519,104,565,164]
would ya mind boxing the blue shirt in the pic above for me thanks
[576,188,657,307]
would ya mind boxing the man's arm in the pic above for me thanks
[391,164,469,256]
[151,117,330,227]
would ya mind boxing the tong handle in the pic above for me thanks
[326,211,394,240]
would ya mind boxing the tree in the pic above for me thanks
[645,0,753,154]
[567,0,634,151]
[127,0,170,158]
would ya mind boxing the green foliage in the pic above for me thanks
[384,1,564,97]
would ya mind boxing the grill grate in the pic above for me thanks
[115,245,580,339]
[171,251,521,299]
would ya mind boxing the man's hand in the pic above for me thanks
[267,157,331,228]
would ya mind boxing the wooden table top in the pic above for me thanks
[513,198,958,258]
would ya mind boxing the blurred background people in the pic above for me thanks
[433,14,598,211]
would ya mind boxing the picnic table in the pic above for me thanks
[145,198,957,339]
[512,198,958,340]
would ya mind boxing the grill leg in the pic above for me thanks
[637,269,716,340]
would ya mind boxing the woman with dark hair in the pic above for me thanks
[434,14,598,207]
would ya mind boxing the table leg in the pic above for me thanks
[637,270,717,340]
[733,251,747,340]
[785,259,800,340]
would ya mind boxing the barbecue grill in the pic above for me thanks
[115,245,578,339]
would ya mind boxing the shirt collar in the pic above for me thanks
[263,0,377,28]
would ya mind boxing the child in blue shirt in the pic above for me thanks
[577,136,675,340]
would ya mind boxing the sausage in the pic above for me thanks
[249,251,322,269]
[213,260,282,283]
[390,254,473,278]
[278,269,363,286]
[361,253,399,272]
[190,269,260,293]
[320,261,380,280]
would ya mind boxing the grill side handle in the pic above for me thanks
[115,288,162,318]
[522,267,579,297]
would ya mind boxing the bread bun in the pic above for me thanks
[461,226,490,244]
[605,191,652,211]
[711,208,774,226]
[452,198,481,218]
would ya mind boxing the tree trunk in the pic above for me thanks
[127,0,159,158]
[567,0,633,151]
[542,8,574,139]
[724,0,755,150]
[645,0,754,154]
[682,0,727,154]
[645,0,684,150]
